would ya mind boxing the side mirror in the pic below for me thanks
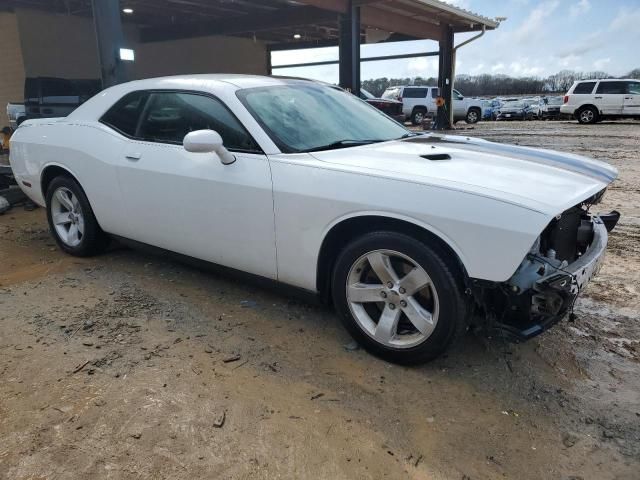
[183,129,235,165]
[457,95,464,100]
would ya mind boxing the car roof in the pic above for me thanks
[578,78,637,82]
[67,74,320,121]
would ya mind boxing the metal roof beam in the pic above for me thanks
[139,5,338,42]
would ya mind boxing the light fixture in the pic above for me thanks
[119,48,135,61]
[122,8,134,14]
[293,33,301,39]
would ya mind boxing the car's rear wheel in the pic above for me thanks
[465,108,480,124]
[577,106,598,124]
[411,108,427,125]
[331,232,466,364]
[46,176,109,256]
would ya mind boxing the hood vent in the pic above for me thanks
[421,153,451,161]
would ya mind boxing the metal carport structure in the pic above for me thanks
[2,0,499,128]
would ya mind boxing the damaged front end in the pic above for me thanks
[473,190,620,341]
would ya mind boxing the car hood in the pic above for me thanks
[308,134,617,215]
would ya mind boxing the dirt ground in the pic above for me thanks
[1,120,638,480]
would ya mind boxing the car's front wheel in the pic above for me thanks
[46,175,109,256]
[331,232,467,364]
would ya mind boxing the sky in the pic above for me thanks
[272,0,640,82]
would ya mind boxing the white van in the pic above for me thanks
[560,79,640,124]
[381,85,483,125]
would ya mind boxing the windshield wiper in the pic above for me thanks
[304,139,383,153]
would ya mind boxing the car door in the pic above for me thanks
[452,89,466,118]
[595,81,626,115]
[623,81,640,116]
[114,90,277,280]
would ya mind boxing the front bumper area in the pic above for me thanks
[479,215,615,342]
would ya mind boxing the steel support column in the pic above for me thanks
[338,1,360,96]
[92,0,127,88]
[436,27,454,129]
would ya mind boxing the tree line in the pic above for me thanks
[362,68,640,98]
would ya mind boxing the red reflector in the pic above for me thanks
[563,95,569,104]
[22,180,32,188]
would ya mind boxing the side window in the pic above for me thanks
[626,82,640,95]
[138,92,260,153]
[100,91,150,137]
[403,88,428,98]
[596,81,626,94]
[573,82,596,94]
[431,88,440,98]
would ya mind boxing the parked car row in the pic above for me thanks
[480,96,564,121]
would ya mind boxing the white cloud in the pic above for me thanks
[610,7,640,34]
[593,57,611,70]
[513,0,560,42]
[570,0,591,18]
[470,63,485,74]
[558,54,581,68]
[407,57,439,76]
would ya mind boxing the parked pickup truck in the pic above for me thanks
[382,85,483,125]
[6,102,26,129]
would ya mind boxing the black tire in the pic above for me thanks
[577,106,598,124]
[465,108,480,124]
[331,231,467,364]
[45,175,109,256]
[411,108,427,125]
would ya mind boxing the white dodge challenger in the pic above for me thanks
[9,75,620,364]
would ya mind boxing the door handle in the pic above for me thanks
[125,153,142,161]
[594,96,603,99]
[625,97,633,100]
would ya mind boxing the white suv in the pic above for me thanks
[561,79,640,124]
[382,86,483,125]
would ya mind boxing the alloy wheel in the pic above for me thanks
[580,109,594,123]
[346,249,439,348]
[50,186,85,247]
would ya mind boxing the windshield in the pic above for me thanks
[237,83,409,153]
[503,101,525,108]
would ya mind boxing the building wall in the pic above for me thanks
[0,8,268,127]
[15,8,102,79]
[0,12,26,126]
[14,8,268,82]
[133,36,268,79]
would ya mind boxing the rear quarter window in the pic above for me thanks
[402,88,428,98]
[573,82,596,94]
[100,91,150,137]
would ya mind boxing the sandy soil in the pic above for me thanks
[0,120,638,479]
